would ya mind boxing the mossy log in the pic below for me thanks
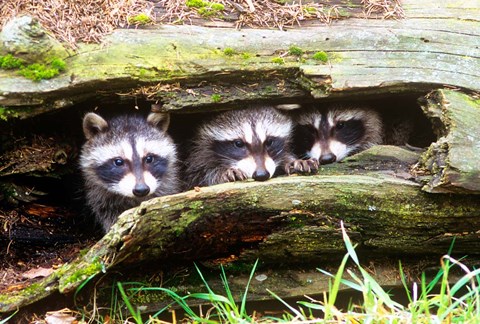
[0,0,479,117]
[1,0,480,316]
[2,145,480,313]
[418,90,480,194]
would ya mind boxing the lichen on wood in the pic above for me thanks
[417,90,480,194]
[2,146,480,313]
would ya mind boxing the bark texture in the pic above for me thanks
[418,90,480,194]
[0,1,478,117]
[2,146,480,313]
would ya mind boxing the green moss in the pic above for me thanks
[303,6,317,15]
[18,57,66,81]
[312,51,328,62]
[0,107,19,121]
[210,3,225,10]
[61,258,104,288]
[241,52,253,59]
[186,0,206,8]
[0,54,25,69]
[186,0,224,16]
[211,94,222,102]
[198,4,225,17]
[128,13,152,25]
[288,45,303,56]
[271,57,285,65]
[50,57,66,71]
[223,47,236,56]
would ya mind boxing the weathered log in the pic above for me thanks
[417,90,480,194]
[1,0,480,316]
[2,145,480,313]
[0,0,478,117]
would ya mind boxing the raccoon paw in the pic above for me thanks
[286,158,319,174]
[222,168,249,183]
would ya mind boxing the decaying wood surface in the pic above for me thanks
[0,1,478,117]
[1,0,480,316]
[418,90,480,194]
[2,145,480,313]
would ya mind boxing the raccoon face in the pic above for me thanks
[204,108,292,181]
[295,107,382,164]
[81,113,176,198]
[91,139,170,197]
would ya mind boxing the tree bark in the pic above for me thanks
[417,90,480,194]
[1,0,480,315]
[0,1,478,117]
[2,145,480,312]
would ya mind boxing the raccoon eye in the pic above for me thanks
[265,137,274,147]
[336,122,345,130]
[145,155,154,164]
[233,140,245,148]
[113,158,124,167]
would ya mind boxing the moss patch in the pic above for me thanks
[0,54,25,69]
[0,54,66,81]
[312,51,328,62]
[288,45,303,56]
[186,0,225,17]
[128,13,152,25]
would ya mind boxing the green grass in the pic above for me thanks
[41,221,480,323]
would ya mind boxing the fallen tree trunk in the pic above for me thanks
[417,90,480,194]
[1,0,480,317]
[0,1,478,116]
[2,145,480,312]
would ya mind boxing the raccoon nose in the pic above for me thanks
[320,153,336,164]
[133,184,150,197]
[252,169,271,182]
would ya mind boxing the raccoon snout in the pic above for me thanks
[252,169,271,181]
[320,153,336,165]
[133,183,150,197]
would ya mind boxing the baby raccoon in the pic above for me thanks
[80,112,180,232]
[184,106,316,188]
[293,105,383,164]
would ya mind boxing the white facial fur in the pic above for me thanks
[234,156,257,178]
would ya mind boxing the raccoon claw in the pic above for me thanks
[286,158,319,174]
[223,168,249,183]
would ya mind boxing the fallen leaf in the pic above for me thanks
[22,267,54,279]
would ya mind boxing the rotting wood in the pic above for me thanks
[0,1,478,117]
[2,146,480,313]
[417,90,480,194]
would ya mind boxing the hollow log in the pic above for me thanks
[1,0,480,316]
[2,145,480,313]
[417,90,480,194]
[0,0,478,117]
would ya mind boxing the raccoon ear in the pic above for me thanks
[83,113,109,139]
[147,112,170,132]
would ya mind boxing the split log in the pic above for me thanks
[417,90,480,194]
[0,0,478,116]
[1,0,480,316]
[2,145,480,312]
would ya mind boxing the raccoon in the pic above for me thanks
[80,112,180,232]
[293,105,383,164]
[184,106,317,188]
